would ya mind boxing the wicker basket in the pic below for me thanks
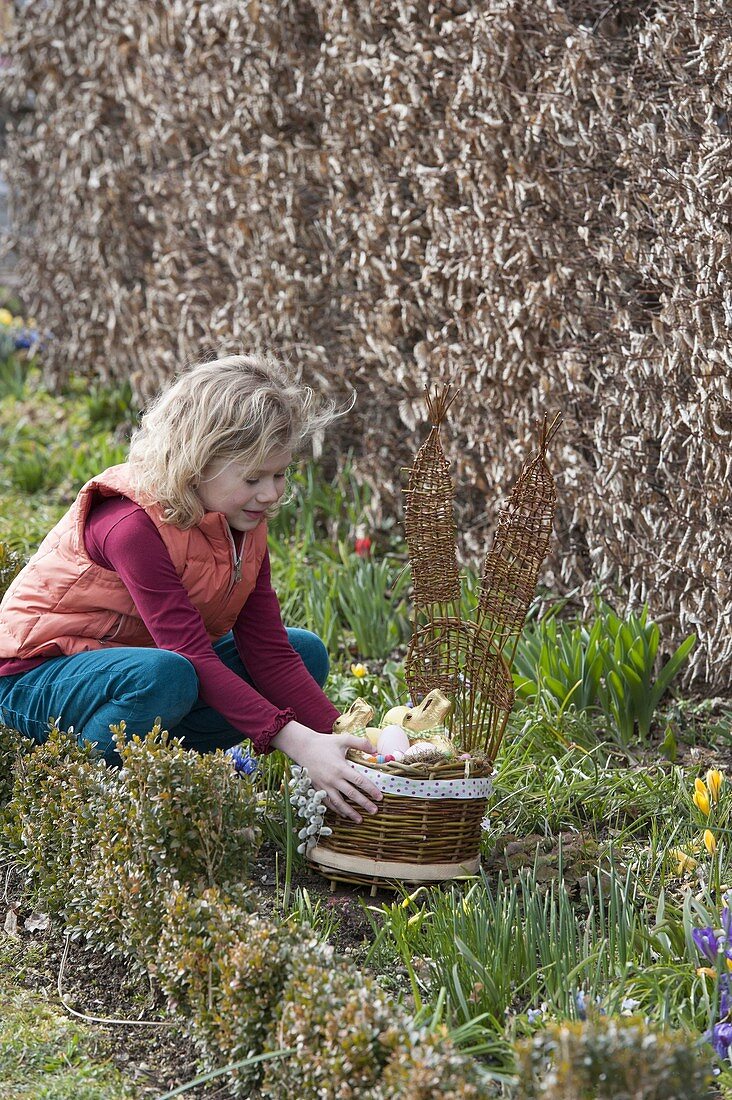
[309,389,559,891]
[309,756,493,890]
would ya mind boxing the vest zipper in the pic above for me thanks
[226,525,244,594]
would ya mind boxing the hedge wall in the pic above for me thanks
[2,0,730,689]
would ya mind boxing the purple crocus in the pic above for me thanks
[226,745,258,776]
[693,925,720,964]
[710,1021,732,1062]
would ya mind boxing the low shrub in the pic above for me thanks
[261,956,405,1098]
[67,724,261,967]
[376,1026,494,1098]
[515,1015,714,1099]
[1,725,112,915]
[157,884,320,1095]
[0,724,27,810]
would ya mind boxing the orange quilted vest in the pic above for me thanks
[0,464,268,660]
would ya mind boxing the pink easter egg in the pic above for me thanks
[376,724,411,757]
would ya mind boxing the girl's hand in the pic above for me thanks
[271,722,383,822]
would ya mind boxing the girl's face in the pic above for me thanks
[198,447,292,532]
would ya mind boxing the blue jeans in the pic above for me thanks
[0,630,328,762]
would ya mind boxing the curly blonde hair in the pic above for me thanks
[127,354,340,528]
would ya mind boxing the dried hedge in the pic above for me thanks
[2,1,730,689]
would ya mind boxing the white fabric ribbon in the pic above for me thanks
[349,761,494,801]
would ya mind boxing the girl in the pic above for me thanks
[0,354,381,823]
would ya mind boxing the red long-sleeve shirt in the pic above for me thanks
[0,497,340,753]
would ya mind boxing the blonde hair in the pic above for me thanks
[127,354,341,528]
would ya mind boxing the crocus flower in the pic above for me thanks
[226,745,258,775]
[707,769,724,804]
[354,536,372,557]
[711,1020,732,1062]
[694,778,711,816]
[693,925,720,964]
[670,847,697,875]
[705,829,718,855]
[722,895,732,940]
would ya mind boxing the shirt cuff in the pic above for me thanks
[251,707,297,756]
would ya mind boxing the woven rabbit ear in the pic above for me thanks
[402,385,461,610]
[477,413,561,645]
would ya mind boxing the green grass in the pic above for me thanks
[0,994,134,1099]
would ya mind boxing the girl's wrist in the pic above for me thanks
[270,719,313,763]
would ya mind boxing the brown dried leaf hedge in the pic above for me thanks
[2,1,730,689]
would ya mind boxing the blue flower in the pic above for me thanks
[710,1021,732,1062]
[693,925,720,964]
[226,745,258,776]
[14,330,37,350]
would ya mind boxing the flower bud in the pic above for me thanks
[707,769,724,804]
[704,829,717,855]
[694,780,711,816]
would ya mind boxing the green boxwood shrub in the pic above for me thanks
[1,723,496,1099]
[157,884,320,1095]
[67,724,261,967]
[1,726,112,915]
[516,1015,714,1099]
[261,958,405,1098]
[376,1026,494,1099]
[0,724,29,810]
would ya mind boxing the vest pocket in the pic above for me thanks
[100,612,126,642]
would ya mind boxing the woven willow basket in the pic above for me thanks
[309,389,559,891]
[309,756,494,891]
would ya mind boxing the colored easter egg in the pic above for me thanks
[376,724,411,757]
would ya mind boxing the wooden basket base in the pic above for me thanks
[309,844,480,893]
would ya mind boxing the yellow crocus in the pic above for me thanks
[350,663,368,679]
[707,769,724,804]
[0,308,13,326]
[704,829,717,855]
[694,778,711,816]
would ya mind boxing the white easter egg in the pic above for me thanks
[376,723,411,756]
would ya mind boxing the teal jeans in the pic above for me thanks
[0,629,328,762]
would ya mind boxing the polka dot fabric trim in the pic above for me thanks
[349,762,493,800]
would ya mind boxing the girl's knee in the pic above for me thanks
[153,651,199,708]
[287,628,330,687]
[112,650,199,720]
